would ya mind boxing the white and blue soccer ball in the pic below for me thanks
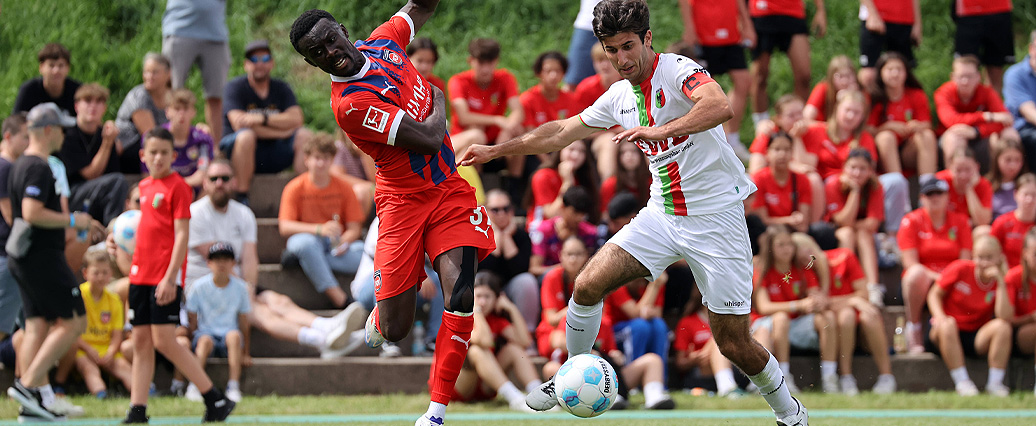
[554,353,618,418]
[111,209,141,255]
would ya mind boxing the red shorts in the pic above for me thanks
[373,174,495,301]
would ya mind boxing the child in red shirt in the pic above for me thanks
[748,95,808,174]
[406,37,446,93]
[520,52,576,130]
[800,91,877,181]
[804,56,860,123]
[991,174,1036,268]
[936,148,993,227]
[572,44,621,180]
[749,132,816,230]
[935,56,1020,168]
[1005,229,1036,385]
[868,52,937,177]
[674,285,741,397]
[825,150,884,289]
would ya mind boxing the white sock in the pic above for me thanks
[227,380,240,391]
[906,322,919,335]
[950,366,971,385]
[39,384,55,408]
[497,381,524,405]
[297,326,325,347]
[751,112,770,124]
[171,379,186,391]
[425,401,446,420]
[643,381,666,407]
[988,368,1006,387]
[565,299,604,356]
[820,361,837,379]
[715,368,738,395]
[311,317,336,332]
[779,361,792,377]
[749,354,797,419]
[526,380,543,394]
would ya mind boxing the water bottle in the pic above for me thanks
[76,200,90,242]
[411,321,427,356]
[893,316,906,354]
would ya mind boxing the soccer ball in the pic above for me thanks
[554,353,618,418]
[111,210,141,255]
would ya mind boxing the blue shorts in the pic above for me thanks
[220,130,295,174]
[192,333,234,358]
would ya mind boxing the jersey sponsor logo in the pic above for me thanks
[363,106,391,133]
[655,88,666,108]
[25,185,40,197]
[619,106,637,115]
[636,135,691,158]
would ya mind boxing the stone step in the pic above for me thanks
[257,264,353,311]
[256,218,287,264]
[248,174,293,218]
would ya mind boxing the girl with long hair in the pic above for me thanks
[987,138,1028,221]
[804,56,860,123]
[868,52,937,177]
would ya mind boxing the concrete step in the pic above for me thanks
[257,218,287,264]
[257,264,353,311]
[248,174,293,218]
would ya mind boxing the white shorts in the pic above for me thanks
[609,204,753,315]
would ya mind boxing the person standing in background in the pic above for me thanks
[162,0,230,144]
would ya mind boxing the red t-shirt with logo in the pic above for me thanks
[934,81,1008,137]
[574,75,609,112]
[800,123,878,180]
[867,88,931,129]
[935,169,993,221]
[674,312,713,353]
[991,211,1034,268]
[520,85,576,128]
[806,82,831,122]
[131,173,192,286]
[688,0,742,46]
[604,283,665,324]
[936,259,998,332]
[754,266,819,319]
[751,167,812,218]
[1006,265,1036,317]
[826,248,866,297]
[749,0,805,19]
[448,68,520,142]
[823,177,885,223]
[897,208,973,273]
[872,0,915,24]
[956,0,1012,16]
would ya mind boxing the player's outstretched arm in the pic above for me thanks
[457,115,596,166]
[394,85,448,155]
[613,81,733,144]
[399,0,440,34]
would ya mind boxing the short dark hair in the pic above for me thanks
[561,186,592,215]
[533,51,568,75]
[38,43,70,64]
[2,113,27,139]
[592,0,650,42]
[143,127,174,147]
[473,271,502,295]
[406,37,439,62]
[607,192,640,220]
[290,9,338,54]
[468,38,501,62]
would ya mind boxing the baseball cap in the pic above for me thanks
[244,40,271,58]
[26,103,75,129]
[920,178,950,195]
[208,242,236,260]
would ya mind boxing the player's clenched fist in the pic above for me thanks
[457,144,496,167]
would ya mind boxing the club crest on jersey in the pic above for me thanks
[655,88,666,108]
[373,270,382,292]
[383,50,403,65]
[363,106,390,133]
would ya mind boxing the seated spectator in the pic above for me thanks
[183,243,251,403]
[605,273,669,371]
[856,0,921,89]
[279,133,365,308]
[952,0,1014,93]
[572,43,621,179]
[868,53,937,178]
[936,55,1021,168]
[799,90,878,181]
[926,236,1012,397]
[478,189,539,331]
[74,250,132,399]
[1004,32,1036,171]
[749,95,809,173]
[521,52,575,130]
[60,83,129,225]
[936,148,993,227]
[405,37,446,93]
[144,89,213,189]
[116,53,171,172]
[449,272,542,412]
[673,284,743,397]
[1005,228,1036,396]
[747,0,825,122]
[899,178,974,353]
[13,43,81,115]
[991,174,1036,268]
[749,131,814,232]
[752,225,837,394]
[330,131,376,216]
[600,141,650,218]
[221,40,311,203]
[804,55,860,123]
[988,138,1027,220]
[528,139,600,228]
[824,149,884,291]
[529,186,598,276]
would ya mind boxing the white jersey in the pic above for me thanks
[578,53,755,216]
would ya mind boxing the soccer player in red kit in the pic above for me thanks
[290,3,495,425]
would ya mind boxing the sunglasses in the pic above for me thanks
[488,206,511,213]
[249,54,272,63]
[209,175,232,183]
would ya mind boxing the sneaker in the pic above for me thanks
[867,283,886,308]
[47,395,85,417]
[840,375,859,396]
[646,395,675,409]
[226,388,243,403]
[18,406,65,423]
[185,383,203,402]
[821,374,840,394]
[323,330,366,359]
[610,394,629,410]
[986,382,1010,397]
[525,378,559,411]
[415,414,445,426]
[7,381,55,422]
[122,408,149,424]
[379,342,402,358]
[776,396,808,426]
[326,302,366,351]
[956,380,980,397]
[872,374,897,394]
[364,309,386,349]
[720,388,750,399]
[203,397,236,422]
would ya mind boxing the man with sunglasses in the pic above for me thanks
[221,40,312,205]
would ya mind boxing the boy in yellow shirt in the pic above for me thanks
[74,249,131,398]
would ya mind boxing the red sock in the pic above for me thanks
[428,311,473,404]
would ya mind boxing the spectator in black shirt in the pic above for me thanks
[479,189,538,331]
[0,113,28,340]
[12,43,81,117]
[59,84,128,226]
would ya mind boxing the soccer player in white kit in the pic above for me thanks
[458,1,807,424]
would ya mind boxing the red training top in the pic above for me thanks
[749,0,805,19]
[991,211,1035,268]
[751,167,813,218]
[131,173,192,286]
[800,123,878,180]
[520,85,576,128]
[823,177,885,224]
[674,312,713,353]
[826,248,866,297]
[448,68,520,142]
[897,208,974,273]
[935,169,993,222]
[934,81,1008,137]
[688,0,742,46]
[936,259,998,332]
[1006,265,1036,318]
[754,266,819,319]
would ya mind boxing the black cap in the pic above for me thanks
[208,242,235,260]
[920,178,950,196]
[26,103,75,129]
[244,40,271,59]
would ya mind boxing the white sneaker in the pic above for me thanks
[415,414,445,426]
[322,330,366,359]
[872,374,897,394]
[365,309,386,349]
[325,303,364,351]
[840,375,859,396]
[986,382,1010,397]
[226,387,242,403]
[822,374,840,394]
[46,396,85,418]
[380,342,402,358]
[776,396,808,426]
[867,283,886,308]
[185,383,203,402]
[525,378,558,411]
[956,380,979,397]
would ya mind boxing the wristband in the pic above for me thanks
[315,224,321,236]
[262,113,269,126]
[69,214,75,228]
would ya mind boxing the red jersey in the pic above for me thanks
[540,267,572,318]
[823,177,885,223]
[573,75,608,112]
[897,208,973,272]
[484,312,512,338]
[448,68,520,141]
[936,260,998,332]
[688,0,742,46]
[800,123,878,180]
[991,211,1034,268]
[872,0,915,24]
[674,312,713,353]
[867,88,931,127]
[934,81,1008,137]
[427,74,446,93]
[806,82,831,122]
[826,248,866,297]
[1006,266,1036,317]
[748,131,780,155]
[330,13,457,195]
[520,85,576,128]
[754,266,818,319]
[935,169,993,221]
[751,167,812,218]
[131,173,192,286]
[530,168,562,208]
[749,0,805,19]
[604,283,665,324]
[956,0,1012,16]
